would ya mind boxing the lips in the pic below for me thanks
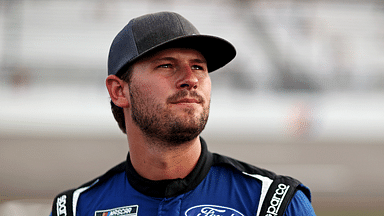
[172,98,200,104]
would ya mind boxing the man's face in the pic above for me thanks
[128,48,211,145]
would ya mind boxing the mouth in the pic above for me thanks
[171,98,201,104]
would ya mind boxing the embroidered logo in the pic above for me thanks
[265,183,290,216]
[94,205,138,216]
[56,195,67,216]
[185,205,244,216]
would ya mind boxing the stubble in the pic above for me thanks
[129,85,209,147]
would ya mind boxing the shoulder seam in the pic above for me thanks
[212,153,277,179]
[242,172,273,216]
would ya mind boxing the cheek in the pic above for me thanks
[201,77,212,101]
[141,83,156,95]
[140,78,172,101]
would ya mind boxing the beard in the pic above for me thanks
[129,85,209,146]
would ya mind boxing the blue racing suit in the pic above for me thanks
[50,138,316,216]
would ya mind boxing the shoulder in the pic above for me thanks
[212,152,285,181]
[212,153,313,215]
[50,161,126,216]
[284,187,316,216]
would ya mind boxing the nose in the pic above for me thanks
[176,65,199,90]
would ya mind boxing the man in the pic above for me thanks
[51,12,316,216]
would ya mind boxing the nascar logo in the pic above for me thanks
[95,205,138,216]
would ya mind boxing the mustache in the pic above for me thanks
[167,90,204,104]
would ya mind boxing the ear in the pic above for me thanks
[106,75,130,108]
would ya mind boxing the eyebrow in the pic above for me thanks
[191,58,207,64]
[152,57,207,64]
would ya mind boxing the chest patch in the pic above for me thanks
[94,205,138,216]
[185,205,244,216]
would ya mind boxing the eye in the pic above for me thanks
[158,64,172,69]
[192,65,205,70]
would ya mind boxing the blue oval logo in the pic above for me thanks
[185,205,244,216]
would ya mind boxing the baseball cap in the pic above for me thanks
[108,11,236,76]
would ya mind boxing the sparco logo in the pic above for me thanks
[185,205,244,216]
[265,183,290,216]
[56,195,67,216]
[95,205,138,216]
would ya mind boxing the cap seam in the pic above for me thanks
[173,13,186,35]
[130,19,140,56]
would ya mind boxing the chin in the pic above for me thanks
[164,133,200,146]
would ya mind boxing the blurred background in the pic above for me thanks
[1,0,384,215]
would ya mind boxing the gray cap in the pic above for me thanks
[108,11,236,76]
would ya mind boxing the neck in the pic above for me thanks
[127,126,202,181]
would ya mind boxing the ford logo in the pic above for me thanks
[185,205,244,216]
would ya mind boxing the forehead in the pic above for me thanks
[135,47,206,64]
